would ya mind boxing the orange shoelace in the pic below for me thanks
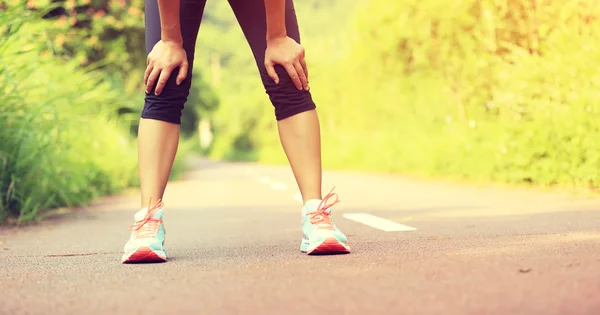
[129,198,164,239]
[306,187,340,230]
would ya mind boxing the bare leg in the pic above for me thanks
[227,0,323,203]
[137,118,180,207]
[224,0,350,256]
[277,109,322,203]
[139,0,206,208]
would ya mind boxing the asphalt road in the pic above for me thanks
[2,158,600,315]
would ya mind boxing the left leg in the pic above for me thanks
[227,0,350,254]
[227,0,321,203]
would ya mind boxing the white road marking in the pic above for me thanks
[342,213,417,232]
[270,181,287,191]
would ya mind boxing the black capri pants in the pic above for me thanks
[142,0,316,124]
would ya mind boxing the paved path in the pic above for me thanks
[2,158,600,315]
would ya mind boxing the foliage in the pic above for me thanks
[3,0,598,224]
[310,0,600,188]
[13,0,219,129]
[0,3,139,223]
[12,0,147,94]
[199,0,600,190]
[181,69,220,137]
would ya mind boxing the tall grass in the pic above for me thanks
[0,5,139,223]
[322,0,600,188]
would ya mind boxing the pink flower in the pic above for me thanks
[94,9,106,18]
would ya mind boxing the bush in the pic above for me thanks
[0,4,139,223]
[299,0,600,189]
[18,0,148,94]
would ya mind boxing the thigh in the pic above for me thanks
[144,0,207,80]
[227,0,301,74]
[143,0,207,123]
[227,0,316,121]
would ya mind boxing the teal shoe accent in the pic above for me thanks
[300,187,350,254]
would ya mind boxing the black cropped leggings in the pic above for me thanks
[142,0,316,124]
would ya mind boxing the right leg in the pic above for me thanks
[227,0,349,255]
[122,0,206,264]
[138,0,207,208]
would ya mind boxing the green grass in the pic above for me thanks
[0,6,142,224]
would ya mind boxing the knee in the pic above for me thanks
[262,65,316,121]
[141,71,192,125]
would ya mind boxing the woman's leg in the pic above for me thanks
[122,0,207,264]
[139,0,207,207]
[228,0,350,254]
[276,110,323,203]
[227,0,322,203]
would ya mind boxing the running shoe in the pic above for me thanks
[300,187,351,255]
[121,199,167,263]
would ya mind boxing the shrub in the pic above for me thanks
[0,4,139,223]
[302,0,600,189]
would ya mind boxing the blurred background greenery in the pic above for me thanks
[1,0,599,224]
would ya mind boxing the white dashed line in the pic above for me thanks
[342,213,417,232]
[256,176,300,200]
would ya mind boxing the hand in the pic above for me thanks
[265,36,308,91]
[144,40,188,96]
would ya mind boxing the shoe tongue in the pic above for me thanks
[302,199,332,217]
[134,207,163,222]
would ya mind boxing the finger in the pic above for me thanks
[284,63,302,90]
[294,61,308,91]
[176,59,189,85]
[299,56,308,81]
[154,65,174,96]
[265,61,279,84]
[144,64,153,86]
[146,67,161,94]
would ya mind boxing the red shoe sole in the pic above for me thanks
[307,237,351,255]
[122,247,166,264]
